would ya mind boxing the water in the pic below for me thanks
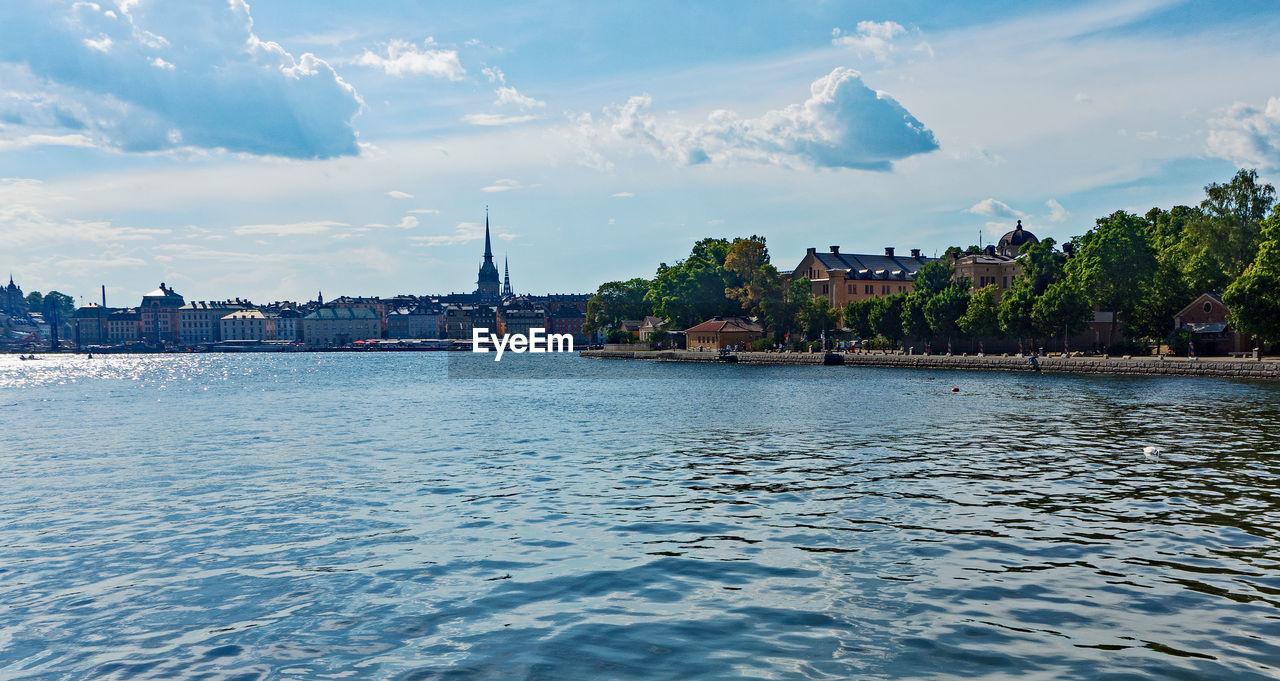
[2,353,1279,680]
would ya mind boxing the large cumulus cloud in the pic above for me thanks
[0,0,363,159]
[1207,97,1280,172]
[592,67,938,171]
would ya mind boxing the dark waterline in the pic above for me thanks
[2,353,1278,680]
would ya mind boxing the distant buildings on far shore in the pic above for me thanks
[29,211,596,352]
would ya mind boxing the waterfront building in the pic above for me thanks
[329,296,388,337]
[274,308,302,341]
[547,303,587,345]
[108,308,140,343]
[1173,292,1260,355]
[179,300,251,344]
[445,304,497,340]
[788,246,933,308]
[71,304,115,346]
[139,283,185,344]
[951,247,1023,301]
[1,275,27,315]
[301,306,380,347]
[387,302,444,338]
[684,317,764,350]
[220,309,276,341]
[498,299,547,338]
[637,316,669,341]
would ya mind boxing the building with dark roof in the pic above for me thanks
[997,220,1039,257]
[140,283,185,344]
[790,246,934,308]
[301,306,380,346]
[475,209,501,301]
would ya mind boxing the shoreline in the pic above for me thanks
[579,349,1280,380]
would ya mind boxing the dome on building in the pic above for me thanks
[997,220,1038,257]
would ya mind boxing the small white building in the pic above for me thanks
[220,309,276,341]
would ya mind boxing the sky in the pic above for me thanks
[3,0,1280,305]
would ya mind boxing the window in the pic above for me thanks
[864,285,873,294]
[1203,302,1212,313]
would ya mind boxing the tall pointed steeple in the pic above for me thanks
[483,206,494,264]
[502,256,513,298]
[475,206,501,300]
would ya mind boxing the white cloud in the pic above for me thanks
[481,178,522,192]
[462,112,538,126]
[0,0,364,158]
[593,67,937,170]
[409,221,484,246]
[232,221,347,236]
[386,190,414,199]
[832,21,906,62]
[82,35,113,53]
[1207,97,1280,171]
[495,85,544,110]
[482,66,505,84]
[395,215,419,229]
[611,191,634,198]
[1045,199,1069,223]
[967,198,1025,219]
[496,232,519,241]
[407,208,440,214]
[354,39,464,79]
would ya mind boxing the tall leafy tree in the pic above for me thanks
[723,235,786,333]
[1031,279,1091,348]
[646,238,742,328]
[912,259,956,296]
[998,283,1038,346]
[869,294,905,346]
[957,284,1001,340]
[842,298,875,338]
[1067,210,1158,346]
[1223,206,1280,345]
[798,295,841,340]
[1183,168,1276,287]
[583,278,651,333]
[925,283,970,347]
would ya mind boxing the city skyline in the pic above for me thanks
[3,1,1280,303]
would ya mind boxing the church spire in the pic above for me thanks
[502,256,513,298]
[483,205,494,264]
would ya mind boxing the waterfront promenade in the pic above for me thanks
[581,348,1280,380]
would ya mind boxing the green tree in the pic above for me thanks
[869,294,905,346]
[25,291,43,311]
[1031,279,1091,349]
[1223,206,1280,345]
[584,278,651,333]
[957,284,1001,339]
[912,259,955,296]
[901,290,932,344]
[1186,168,1276,282]
[646,238,742,329]
[798,295,841,340]
[1067,210,1158,346]
[723,235,787,334]
[842,298,875,338]
[998,283,1038,347]
[1016,237,1066,295]
[924,283,970,347]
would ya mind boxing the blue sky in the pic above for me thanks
[3,0,1280,305]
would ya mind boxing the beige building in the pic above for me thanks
[301,307,380,347]
[952,222,1041,301]
[789,246,932,308]
[180,300,250,344]
[220,309,276,341]
[685,317,763,350]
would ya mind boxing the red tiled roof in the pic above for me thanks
[683,317,763,334]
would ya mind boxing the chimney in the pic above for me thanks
[910,248,921,259]
[806,247,816,256]
[829,246,840,254]
[884,247,895,257]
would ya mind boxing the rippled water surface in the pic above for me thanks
[2,353,1279,680]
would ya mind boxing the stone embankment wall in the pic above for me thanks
[579,349,1280,380]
